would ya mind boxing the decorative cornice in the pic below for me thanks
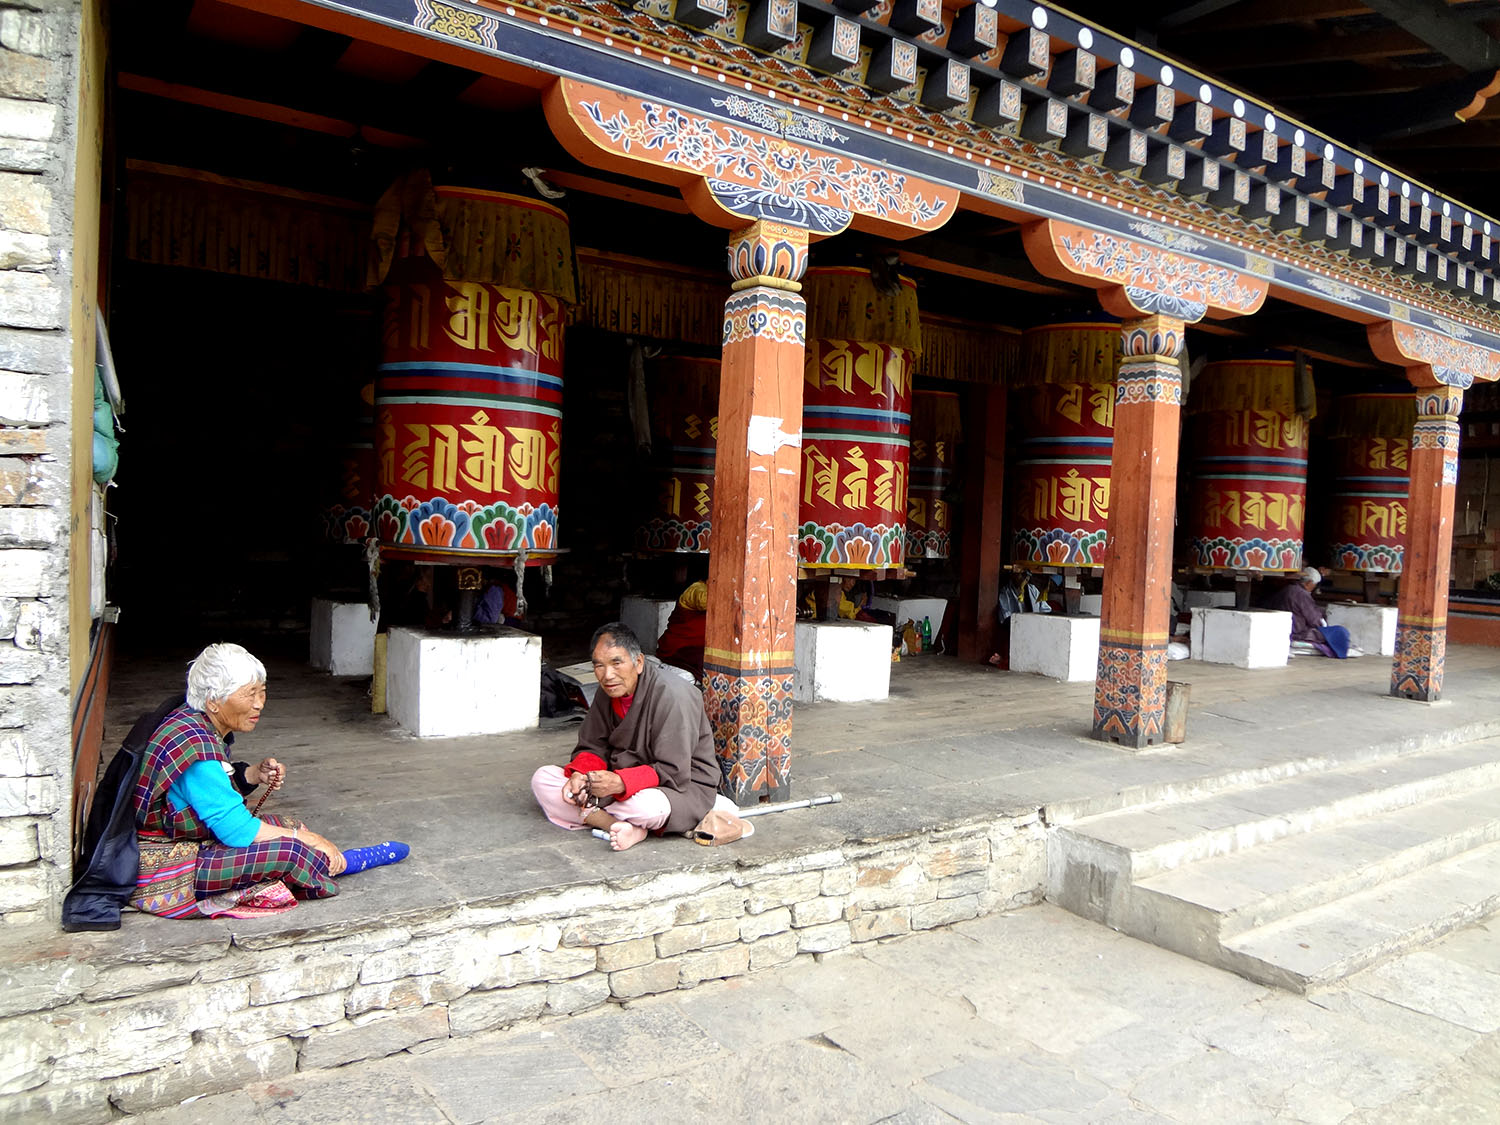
[1368,321,1500,389]
[1021,219,1267,322]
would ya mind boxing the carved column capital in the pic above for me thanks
[728,221,809,291]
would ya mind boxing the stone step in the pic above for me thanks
[1217,837,1500,993]
[1043,714,1500,825]
[1125,781,1500,964]
[1052,737,1500,887]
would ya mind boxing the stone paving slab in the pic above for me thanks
[126,903,1500,1124]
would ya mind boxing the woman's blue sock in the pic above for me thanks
[340,841,410,875]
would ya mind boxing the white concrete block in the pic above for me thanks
[1009,614,1100,682]
[620,597,675,654]
[1189,607,1291,669]
[868,596,949,636]
[1183,590,1238,609]
[1325,603,1398,656]
[387,627,541,737]
[794,620,891,702]
[309,599,377,676]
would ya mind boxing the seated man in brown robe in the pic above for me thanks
[530,622,726,850]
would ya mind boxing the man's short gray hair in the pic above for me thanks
[1299,566,1322,586]
[590,622,642,660]
[186,643,267,711]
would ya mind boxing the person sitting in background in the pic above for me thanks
[131,643,410,918]
[474,572,523,627]
[1263,566,1351,658]
[655,580,707,681]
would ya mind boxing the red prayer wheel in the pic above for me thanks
[797,267,918,570]
[324,382,376,545]
[1185,356,1310,572]
[1010,320,1119,568]
[638,355,719,553]
[906,389,961,559]
[1328,392,1413,574]
[372,187,573,563]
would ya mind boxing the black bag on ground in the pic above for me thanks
[540,664,586,718]
[61,695,182,932]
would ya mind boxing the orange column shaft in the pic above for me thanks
[703,222,809,804]
[1392,383,1462,701]
[1093,316,1185,747]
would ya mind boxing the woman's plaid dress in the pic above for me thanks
[131,705,338,917]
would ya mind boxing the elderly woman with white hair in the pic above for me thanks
[130,643,408,919]
[1263,566,1352,659]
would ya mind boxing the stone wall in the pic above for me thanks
[0,0,84,926]
[0,813,1045,1120]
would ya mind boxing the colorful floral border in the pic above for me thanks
[373,493,559,554]
[797,520,905,568]
[1188,535,1303,572]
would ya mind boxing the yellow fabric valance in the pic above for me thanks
[1188,358,1316,419]
[803,267,922,354]
[575,249,728,346]
[1327,392,1417,438]
[917,313,1021,385]
[1013,321,1120,387]
[367,172,577,302]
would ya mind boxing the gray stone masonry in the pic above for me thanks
[0,812,1046,1119]
[0,0,83,928]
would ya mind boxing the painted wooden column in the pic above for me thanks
[1367,320,1500,702]
[1092,316,1184,746]
[703,221,809,804]
[1391,381,1462,700]
[956,384,1007,662]
[1018,219,1269,746]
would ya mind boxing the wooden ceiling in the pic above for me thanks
[1059,0,1500,220]
[109,0,1467,375]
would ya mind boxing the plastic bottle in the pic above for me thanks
[921,617,932,648]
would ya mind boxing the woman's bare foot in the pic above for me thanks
[609,822,648,851]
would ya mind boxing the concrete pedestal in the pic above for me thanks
[309,599,377,676]
[1325,603,1399,656]
[869,595,949,636]
[387,626,541,738]
[1009,614,1100,682]
[621,596,675,654]
[1189,607,1291,669]
[794,620,891,702]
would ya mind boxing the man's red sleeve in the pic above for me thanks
[563,752,608,777]
[614,764,660,800]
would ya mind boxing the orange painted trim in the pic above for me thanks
[1020,219,1268,322]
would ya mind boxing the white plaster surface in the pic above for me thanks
[1189,607,1291,669]
[869,596,949,636]
[794,620,891,702]
[1009,615,1101,682]
[1325,603,1399,656]
[620,596,675,654]
[309,598,377,676]
[387,627,541,737]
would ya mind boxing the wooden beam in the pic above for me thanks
[1361,0,1500,72]
[538,169,694,215]
[123,158,372,210]
[116,72,427,147]
[895,241,1077,298]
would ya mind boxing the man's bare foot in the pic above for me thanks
[609,822,648,851]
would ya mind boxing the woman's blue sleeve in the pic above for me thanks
[167,761,261,847]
